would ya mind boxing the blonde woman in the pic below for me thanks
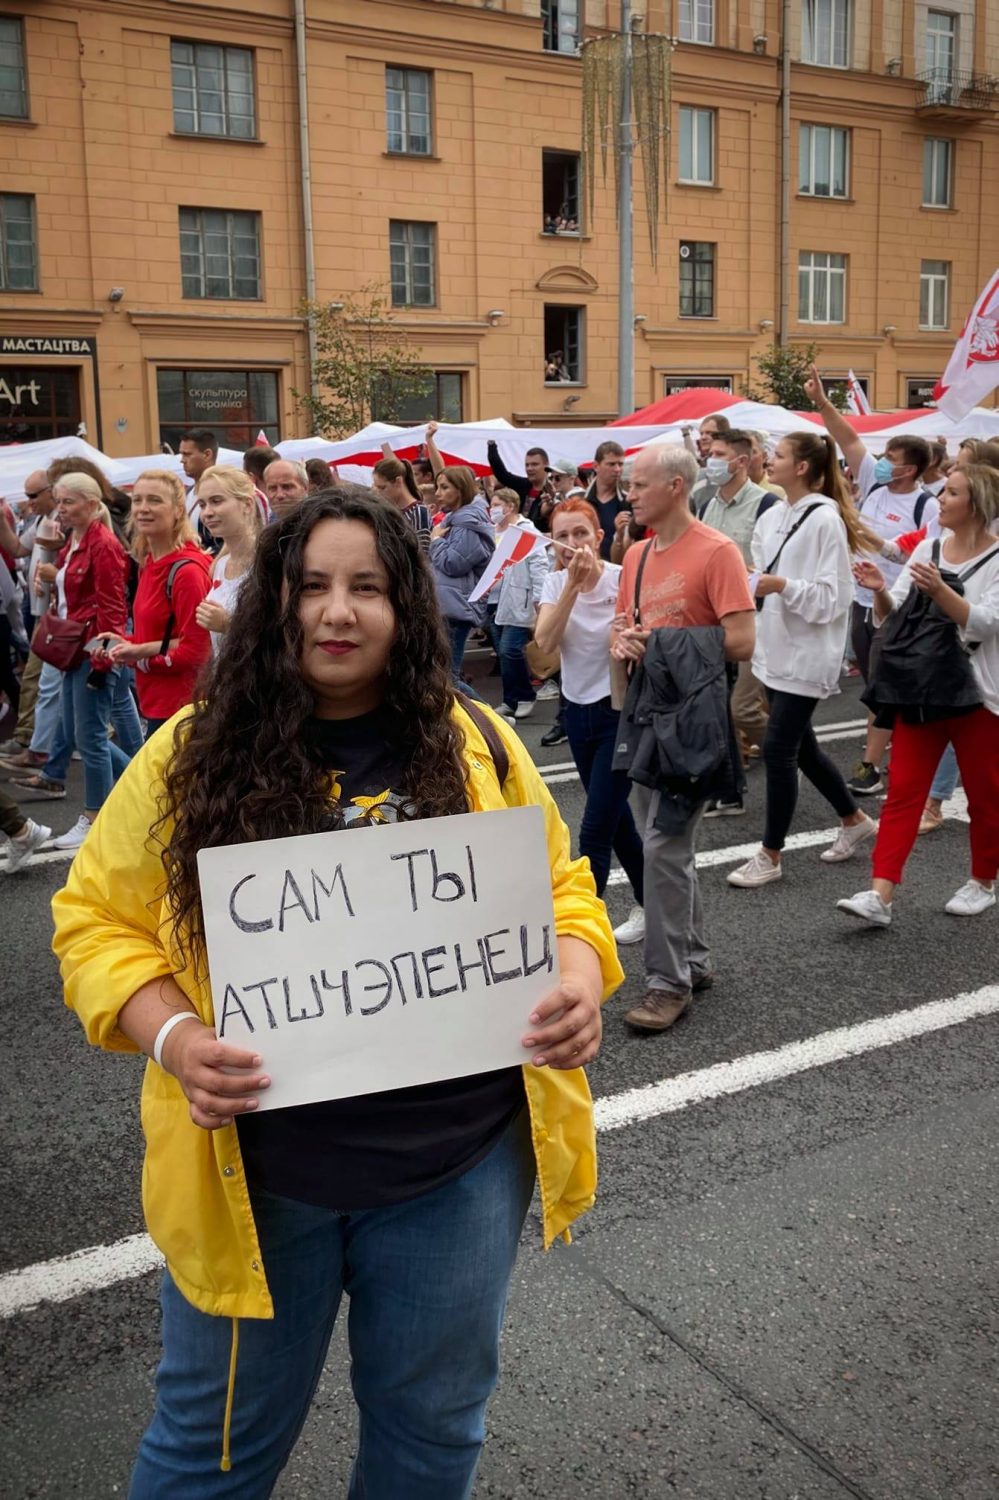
[193,465,262,655]
[107,470,212,736]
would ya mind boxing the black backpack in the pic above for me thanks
[863,540,999,724]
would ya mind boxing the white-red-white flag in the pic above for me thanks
[254,429,270,446]
[845,370,871,416]
[933,269,999,421]
[468,524,548,604]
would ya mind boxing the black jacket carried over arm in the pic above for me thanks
[612,626,744,833]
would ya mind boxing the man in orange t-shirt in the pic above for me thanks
[611,444,755,1035]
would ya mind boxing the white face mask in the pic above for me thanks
[489,505,505,523]
[705,457,733,484]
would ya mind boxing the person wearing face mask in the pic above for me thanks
[805,366,939,796]
[697,431,782,809]
[485,438,557,533]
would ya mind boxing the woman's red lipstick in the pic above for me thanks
[318,640,358,656]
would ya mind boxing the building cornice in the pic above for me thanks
[45,0,293,39]
[127,310,305,335]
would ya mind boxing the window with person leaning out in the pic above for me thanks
[52,487,622,1498]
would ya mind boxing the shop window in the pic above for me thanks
[906,378,937,408]
[541,0,580,53]
[663,375,733,394]
[0,17,28,118]
[542,151,580,234]
[543,306,583,383]
[179,208,261,300]
[171,40,256,138]
[0,193,37,291]
[386,68,432,155]
[157,367,279,450]
[389,221,436,307]
[0,366,80,443]
[679,241,715,318]
[378,370,464,424]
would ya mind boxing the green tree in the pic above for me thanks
[743,342,847,411]
[294,284,430,437]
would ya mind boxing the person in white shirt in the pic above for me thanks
[194,466,262,655]
[837,463,999,925]
[728,432,879,889]
[805,365,939,795]
[487,488,549,723]
[535,499,645,942]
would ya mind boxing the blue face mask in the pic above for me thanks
[873,456,895,485]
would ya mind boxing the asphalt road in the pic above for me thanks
[1,665,996,1499]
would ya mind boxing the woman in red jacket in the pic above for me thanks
[107,471,212,737]
[13,472,144,851]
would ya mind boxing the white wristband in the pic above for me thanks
[153,1011,200,1069]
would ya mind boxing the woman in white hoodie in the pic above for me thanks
[728,432,878,888]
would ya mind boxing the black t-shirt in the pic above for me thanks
[236,707,525,1210]
[585,484,629,560]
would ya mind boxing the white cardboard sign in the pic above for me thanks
[196,806,558,1111]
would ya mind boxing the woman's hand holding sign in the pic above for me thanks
[163,1024,271,1129]
[522,935,604,1070]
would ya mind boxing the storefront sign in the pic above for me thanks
[0,336,96,357]
[196,806,558,1111]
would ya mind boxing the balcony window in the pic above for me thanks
[920,260,950,328]
[802,0,851,69]
[799,124,849,196]
[179,208,261,299]
[0,193,37,291]
[678,0,715,45]
[679,241,715,318]
[542,0,580,54]
[542,150,580,233]
[389,221,436,307]
[678,107,715,185]
[386,68,432,155]
[922,137,953,206]
[798,250,846,323]
[0,17,28,118]
[544,306,583,382]
[171,41,255,138]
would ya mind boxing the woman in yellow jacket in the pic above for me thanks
[53,486,621,1500]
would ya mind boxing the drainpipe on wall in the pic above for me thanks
[778,0,791,347]
[294,0,320,402]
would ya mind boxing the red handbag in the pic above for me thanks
[30,610,94,672]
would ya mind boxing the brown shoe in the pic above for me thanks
[624,989,692,1032]
[0,747,47,773]
[691,970,715,993]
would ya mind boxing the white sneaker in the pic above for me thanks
[53,814,92,851]
[4,819,51,872]
[820,814,878,863]
[836,889,892,926]
[944,879,997,917]
[495,706,517,726]
[612,905,645,945]
[513,700,536,720]
[536,680,560,701]
[727,850,782,887]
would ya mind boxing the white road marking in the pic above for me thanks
[594,985,999,1132]
[2,981,995,1319]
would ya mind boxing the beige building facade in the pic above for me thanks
[1,0,997,454]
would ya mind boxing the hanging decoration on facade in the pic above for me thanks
[581,29,672,264]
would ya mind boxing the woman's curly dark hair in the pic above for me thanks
[155,485,469,967]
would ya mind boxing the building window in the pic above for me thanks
[179,209,261,300]
[171,41,256,139]
[920,259,950,329]
[906,377,937,408]
[0,367,80,443]
[0,194,37,291]
[544,306,583,382]
[925,10,957,100]
[541,0,580,54]
[664,375,733,394]
[389,221,436,307]
[0,17,28,118]
[922,137,953,207]
[678,107,715,185]
[542,150,580,232]
[802,0,851,68]
[157,367,279,450]
[678,0,715,45]
[679,241,715,318]
[799,124,849,197]
[379,370,464,424]
[826,372,869,406]
[386,68,432,155]
[798,250,846,322]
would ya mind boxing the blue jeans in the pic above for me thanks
[563,695,645,901]
[43,661,143,809]
[496,624,535,711]
[930,742,959,802]
[129,1110,535,1499]
[28,659,64,755]
[445,618,483,702]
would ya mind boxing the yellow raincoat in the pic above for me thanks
[53,703,623,1322]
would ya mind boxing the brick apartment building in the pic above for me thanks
[1,0,997,454]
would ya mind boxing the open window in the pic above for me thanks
[542,151,581,234]
[544,306,583,383]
